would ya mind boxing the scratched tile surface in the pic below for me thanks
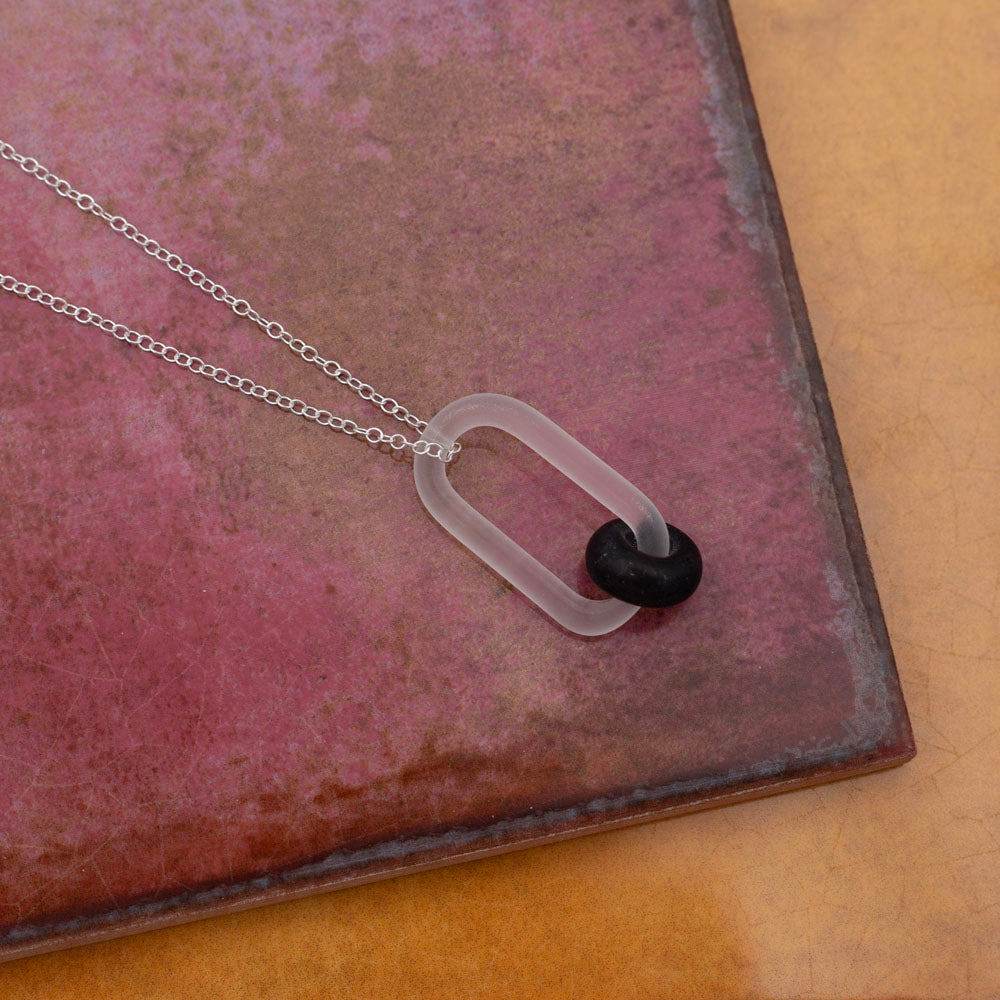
[0,0,911,956]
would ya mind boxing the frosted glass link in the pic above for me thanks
[414,393,670,636]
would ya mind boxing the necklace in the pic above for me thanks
[0,139,701,636]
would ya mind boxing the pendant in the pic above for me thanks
[414,394,701,636]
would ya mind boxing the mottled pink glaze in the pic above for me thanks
[0,0,909,945]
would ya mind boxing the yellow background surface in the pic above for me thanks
[3,2,998,996]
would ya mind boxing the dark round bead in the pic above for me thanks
[585,520,702,608]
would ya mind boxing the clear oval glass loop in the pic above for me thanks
[414,393,670,636]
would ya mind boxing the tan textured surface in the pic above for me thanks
[2,1,998,996]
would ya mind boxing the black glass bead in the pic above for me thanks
[585,520,702,608]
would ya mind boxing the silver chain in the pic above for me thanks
[0,138,460,463]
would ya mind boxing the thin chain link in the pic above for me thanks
[0,138,459,463]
